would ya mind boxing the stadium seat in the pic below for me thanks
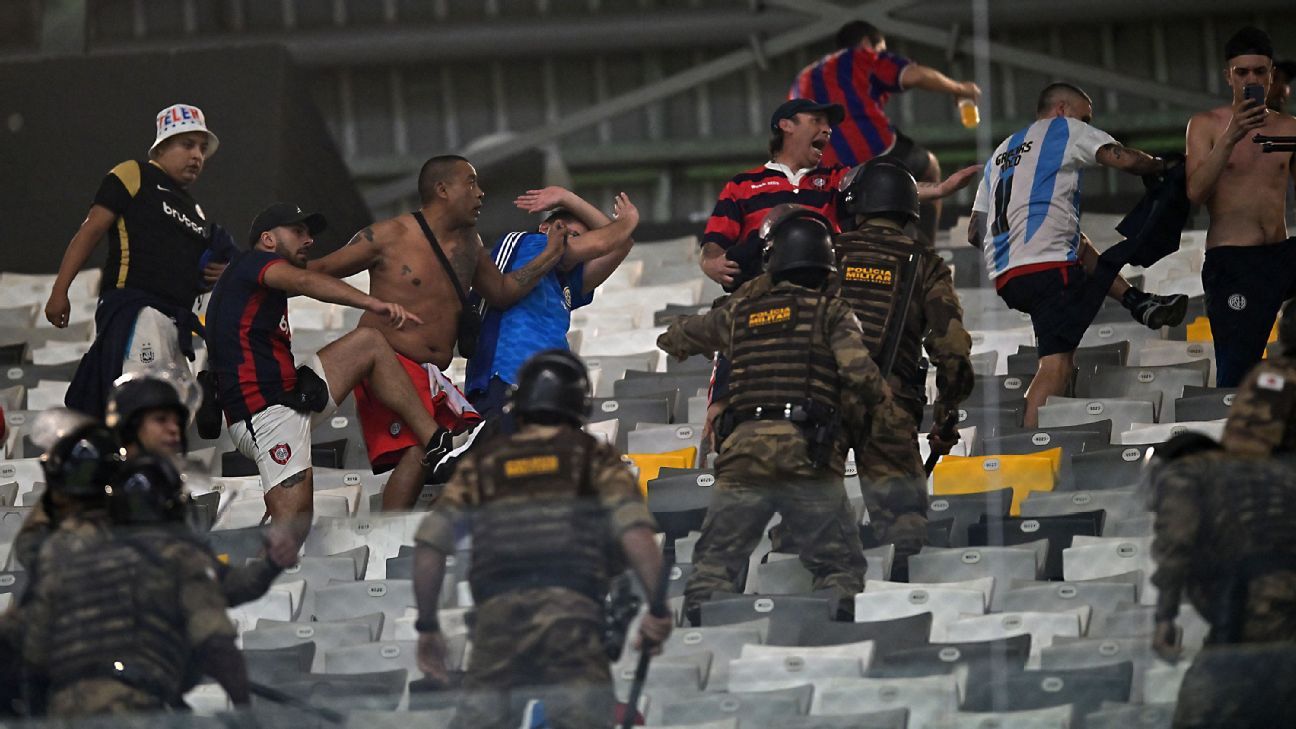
[0,481,16,507]
[961,662,1133,720]
[657,685,813,728]
[1021,488,1142,519]
[969,511,1103,580]
[1062,536,1156,604]
[627,447,697,494]
[651,622,765,692]
[583,352,661,396]
[1040,637,1159,701]
[260,669,408,713]
[943,608,1088,662]
[666,353,715,374]
[967,373,1033,405]
[1007,342,1129,376]
[243,642,315,684]
[584,417,619,445]
[1135,340,1215,383]
[1085,702,1174,729]
[228,583,299,631]
[310,579,415,639]
[809,675,958,729]
[324,640,423,681]
[923,403,1022,437]
[969,351,999,378]
[852,585,985,641]
[614,651,710,699]
[309,401,369,470]
[926,705,1071,729]
[1079,362,1209,421]
[908,546,1041,610]
[1118,420,1225,445]
[932,454,1057,516]
[647,468,714,530]
[1173,391,1234,422]
[926,489,1014,547]
[728,651,868,693]
[864,576,995,611]
[629,422,705,464]
[305,513,424,579]
[700,593,834,628]
[1002,578,1137,631]
[1038,396,1155,438]
[345,709,456,729]
[782,709,908,729]
[871,634,1032,679]
[1068,446,1150,491]
[590,396,672,447]
[242,620,374,673]
[581,326,670,358]
[275,550,368,618]
[767,613,932,658]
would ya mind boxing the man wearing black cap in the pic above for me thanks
[1186,26,1296,387]
[205,203,449,542]
[701,100,978,292]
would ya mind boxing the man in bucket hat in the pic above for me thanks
[49,103,236,418]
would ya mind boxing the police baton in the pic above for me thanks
[620,554,674,729]
[924,410,960,476]
[248,680,346,724]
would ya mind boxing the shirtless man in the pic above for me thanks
[311,155,566,509]
[1186,26,1296,387]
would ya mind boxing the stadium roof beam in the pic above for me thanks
[363,0,909,208]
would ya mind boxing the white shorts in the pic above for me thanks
[122,307,185,376]
[227,354,338,491]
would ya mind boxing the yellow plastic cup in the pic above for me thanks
[959,98,980,129]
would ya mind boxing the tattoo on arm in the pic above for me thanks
[348,227,375,246]
[508,257,549,288]
[276,471,308,490]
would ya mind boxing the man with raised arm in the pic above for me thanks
[207,203,447,541]
[1185,26,1296,387]
[309,155,566,510]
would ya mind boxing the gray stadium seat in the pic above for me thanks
[630,422,705,461]
[1040,637,1158,701]
[0,361,81,390]
[727,652,866,693]
[1008,342,1129,376]
[1038,396,1156,437]
[1069,446,1150,491]
[590,396,672,448]
[614,651,710,699]
[0,481,17,507]
[871,634,1032,679]
[969,351,998,378]
[243,642,315,684]
[967,374,1033,405]
[666,354,715,374]
[767,612,932,658]
[275,549,369,617]
[309,400,369,470]
[1062,537,1155,604]
[1021,488,1142,519]
[927,706,1071,729]
[853,585,985,641]
[657,685,813,728]
[0,570,27,603]
[242,620,374,672]
[1085,702,1174,729]
[257,612,385,643]
[1079,362,1209,421]
[961,662,1134,720]
[925,488,1014,548]
[345,709,455,729]
[700,593,834,628]
[1180,384,1235,400]
[1002,578,1137,630]
[311,579,415,639]
[652,622,764,692]
[811,675,959,729]
[1173,392,1235,422]
[908,545,1041,610]
[584,352,660,397]
[259,669,408,712]
[923,404,1021,436]
[781,709,908,729]
[324,640,428,681]
[969,512,1103,580]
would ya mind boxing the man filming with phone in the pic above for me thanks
[1186,26,1296,386]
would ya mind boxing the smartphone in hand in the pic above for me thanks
[1244,83,1266,109]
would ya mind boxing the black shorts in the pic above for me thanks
[877,130,933,181]
[997,264,1091,357]
[1202,239,1296,387]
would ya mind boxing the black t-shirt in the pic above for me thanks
[93,160,210,308]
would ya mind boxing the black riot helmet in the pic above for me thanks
[106,372,192,453]
[107,453,188,525]
[512,349,592,427]
[1279,298,1296,357]
[760,204,837,284]
[837,159,920,225]
[40,423,124,501]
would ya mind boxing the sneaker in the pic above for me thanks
[421,429,453,468]
[430,419,491,482]
[1130,292,1188,329]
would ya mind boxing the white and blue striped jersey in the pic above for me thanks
[972,117,1117,279]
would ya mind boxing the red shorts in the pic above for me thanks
[354,354,482,472]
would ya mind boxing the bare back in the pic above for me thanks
[360,213,482,368]
[1192,106,1296,247]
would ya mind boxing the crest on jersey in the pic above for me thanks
[812,176,827,188]
[140,344,154,364]
[270,443,292,465]
[389,421,402,437]
[1228,293,1247,311]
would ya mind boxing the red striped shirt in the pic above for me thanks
[790,46,910,167]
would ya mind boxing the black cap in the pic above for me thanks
[770,99,845,132]
[247,202,328,246]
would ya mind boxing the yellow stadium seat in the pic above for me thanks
[627,447,697,495]
[1185,316,1278,355]
[932,452,1057,515]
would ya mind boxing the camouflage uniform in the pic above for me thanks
[1150,452,1296,643]
[1221,355,1296,457]
[833,222,973,573]
[22,522,236,718]
[658,279,892,620]
[415,423,656,729]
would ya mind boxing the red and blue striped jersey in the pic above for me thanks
[702,163,847,290]
[206,250,297,423]
[790,46,911,167]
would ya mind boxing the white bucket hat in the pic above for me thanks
[150,103,219,157]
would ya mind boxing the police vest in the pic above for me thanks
[728,289,839,419]
[1223,459,1296,557]
[834,226,925,385]
[44,536,188,701]
[468,431,614,605]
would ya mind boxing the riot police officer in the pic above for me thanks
[413,349,671,729]
[1222,298,1296,457]
[658,206,895,623]
[22,452,251,718]
[834,161,974,577]
[106,367,196,458]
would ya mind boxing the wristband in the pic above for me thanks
[415,616,441,633]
